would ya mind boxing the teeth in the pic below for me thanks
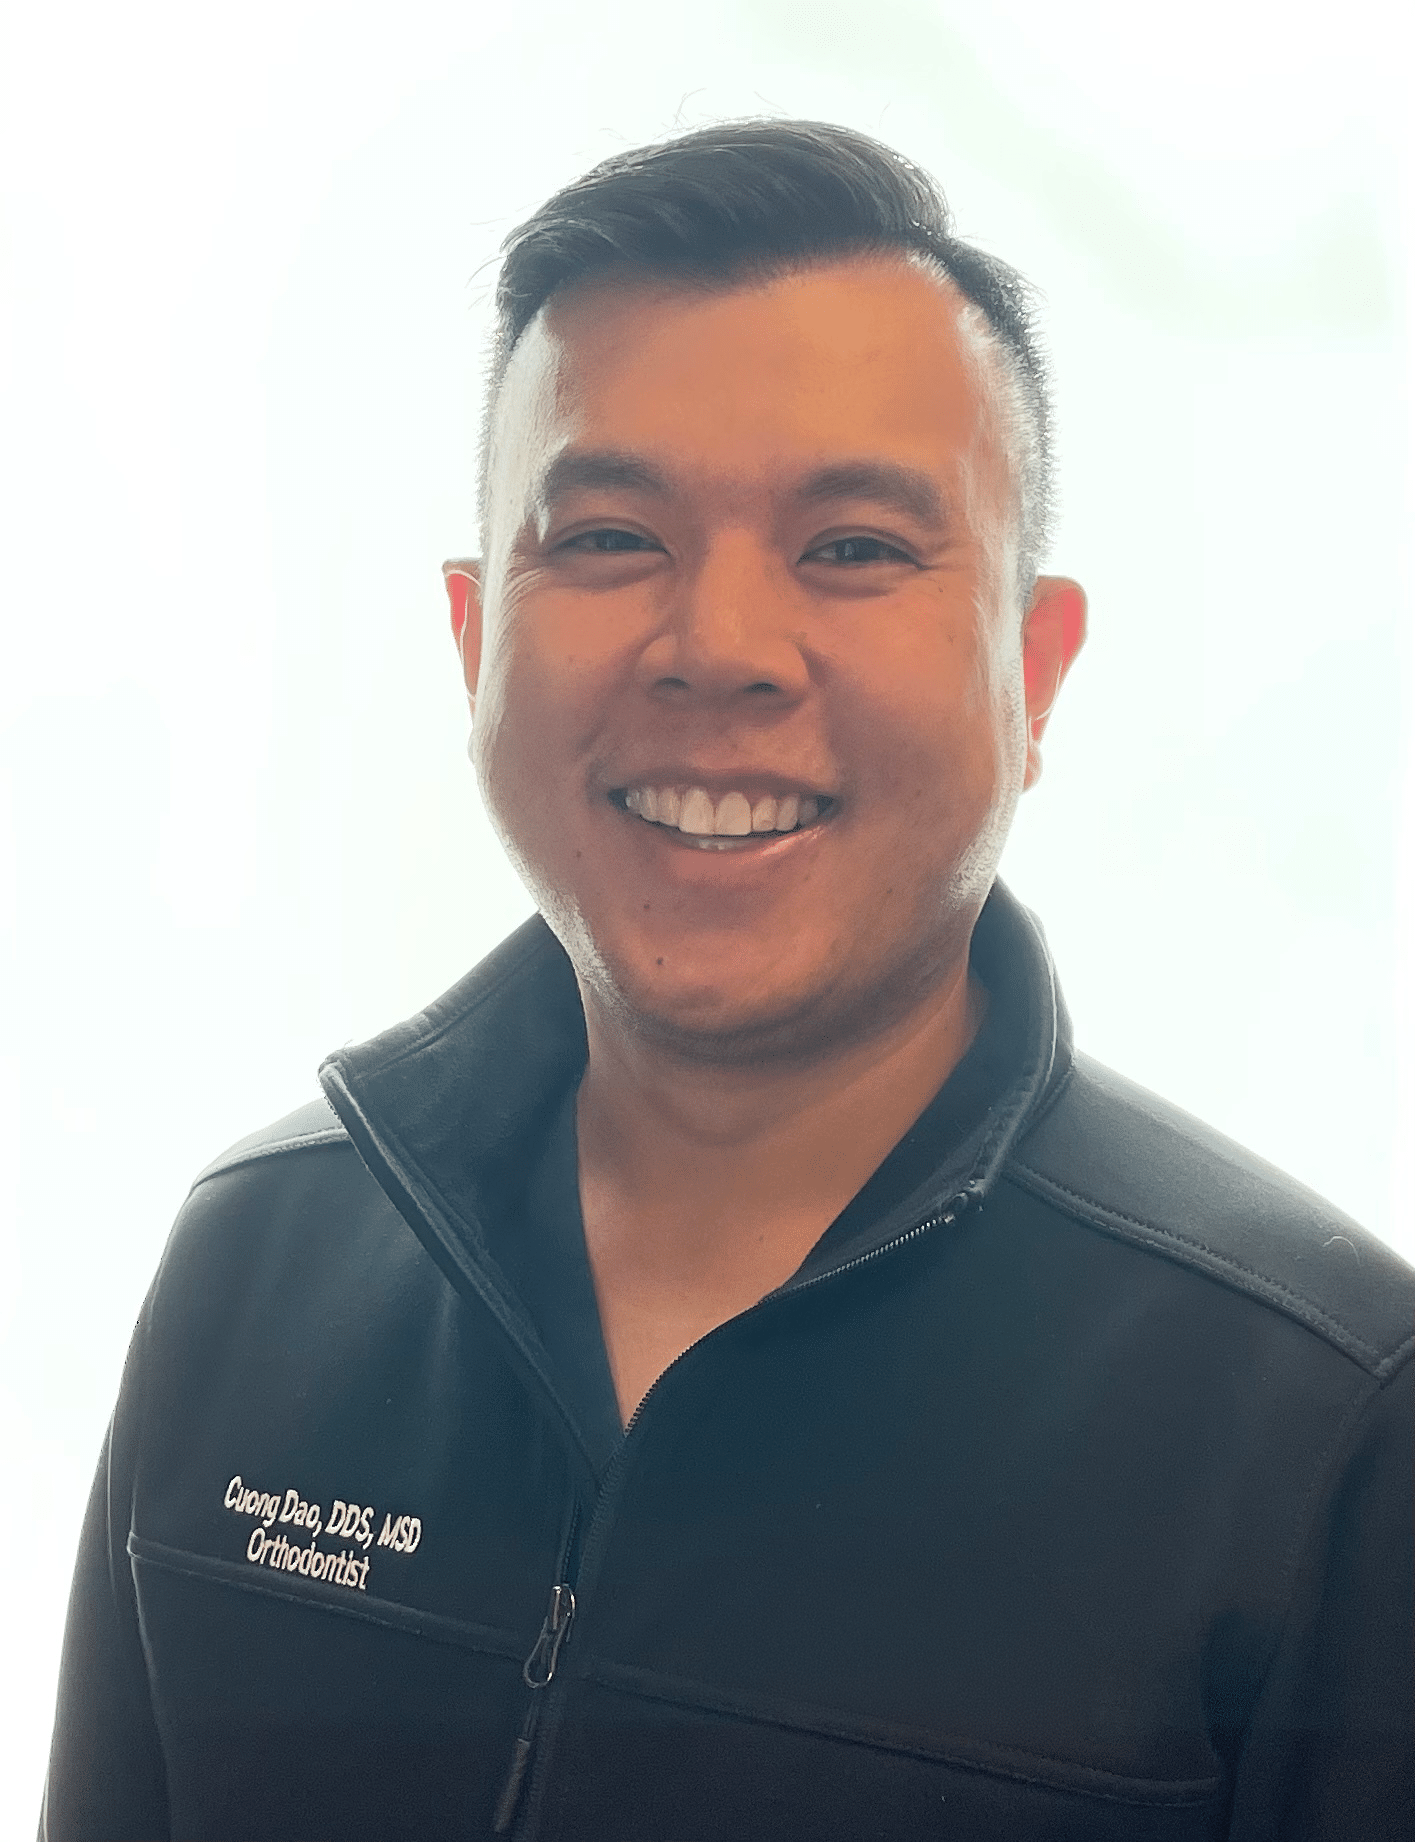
[621,785,827,837]
[715,791,752,836]
[679,788,716,835]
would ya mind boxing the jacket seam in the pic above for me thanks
[189,1126,351,1193]
[1014,1050,1076,1139]
[970,1045,1049,1191]
[1006,1159,1407,1376]
[575,1662,1221,1808]
[127,1532,528,1662]
[311,1067,604,1493]
[1236,1357,1406,1755]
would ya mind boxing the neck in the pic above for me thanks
[576,955,987,1258]
[573,948,987,1422]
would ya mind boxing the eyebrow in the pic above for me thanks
[793,461,948,530]
[533,448,949,532]
[536,449,672,513]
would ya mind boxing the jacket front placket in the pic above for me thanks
[317,888,1065,1839]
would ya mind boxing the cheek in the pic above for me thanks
[478,573,621,725]
[470,607,612,860]
[836,628,1006,808]
[470,626,560,853]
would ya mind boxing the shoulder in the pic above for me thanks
[144,1097,425,1358]
[156,1096,376,1292]
[1009,1053,1414,1381]
[189,1096,350,1188]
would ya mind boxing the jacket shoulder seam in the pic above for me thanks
[190,1124,350,1192]
[1006,1158,1413,1379]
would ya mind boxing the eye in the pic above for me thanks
[557,527,664,555]
[800,535,917,567]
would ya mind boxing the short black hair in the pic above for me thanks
[484,119,1053,589]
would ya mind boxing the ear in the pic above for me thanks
[1020,576,1086,790]
[442,558,483,706]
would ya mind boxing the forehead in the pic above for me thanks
[486,257,1007,529]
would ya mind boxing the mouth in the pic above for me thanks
[609,783,836,850]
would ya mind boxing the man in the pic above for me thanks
[43,121,1412,1840]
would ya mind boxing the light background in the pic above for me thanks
[2,0,1411,1818]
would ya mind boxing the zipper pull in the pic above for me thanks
[522,1581,576,1689]
[942,1181,983,1226]
[493,1584,577,1833]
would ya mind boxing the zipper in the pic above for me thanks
[521,1583,576,1689]
[504,1181,980,1838]
[764,1181,981,1309]
[492,1510,580,1835]
[491,1585,576,1832]
[618,1185,976,1449]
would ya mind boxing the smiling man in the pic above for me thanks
[44,122,1412,1841]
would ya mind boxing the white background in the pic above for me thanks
[2,0,1411,1820]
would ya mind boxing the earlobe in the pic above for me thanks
[442,558,483,702]
[1021,576,1087,790]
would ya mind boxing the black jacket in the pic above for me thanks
[43,885,1414,1840]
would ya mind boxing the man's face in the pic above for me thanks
[457,257,1082,1062]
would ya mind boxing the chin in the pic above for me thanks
[571,933,817,1064]
[613,993,833,1068]
[585,929,942,1070]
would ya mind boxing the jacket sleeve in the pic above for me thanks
[1228,1354,1415,1842]
[40,1306,169,1841]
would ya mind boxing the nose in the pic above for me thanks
[635,535,811,706]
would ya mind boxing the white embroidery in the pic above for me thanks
[221,1474,421,1591]
[376,1512,422,1554]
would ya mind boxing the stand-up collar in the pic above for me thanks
[318,880,1071,1316]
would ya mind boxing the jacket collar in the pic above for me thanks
[317,880,1071,1433]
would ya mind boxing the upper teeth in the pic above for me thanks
[624,787,822,836]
